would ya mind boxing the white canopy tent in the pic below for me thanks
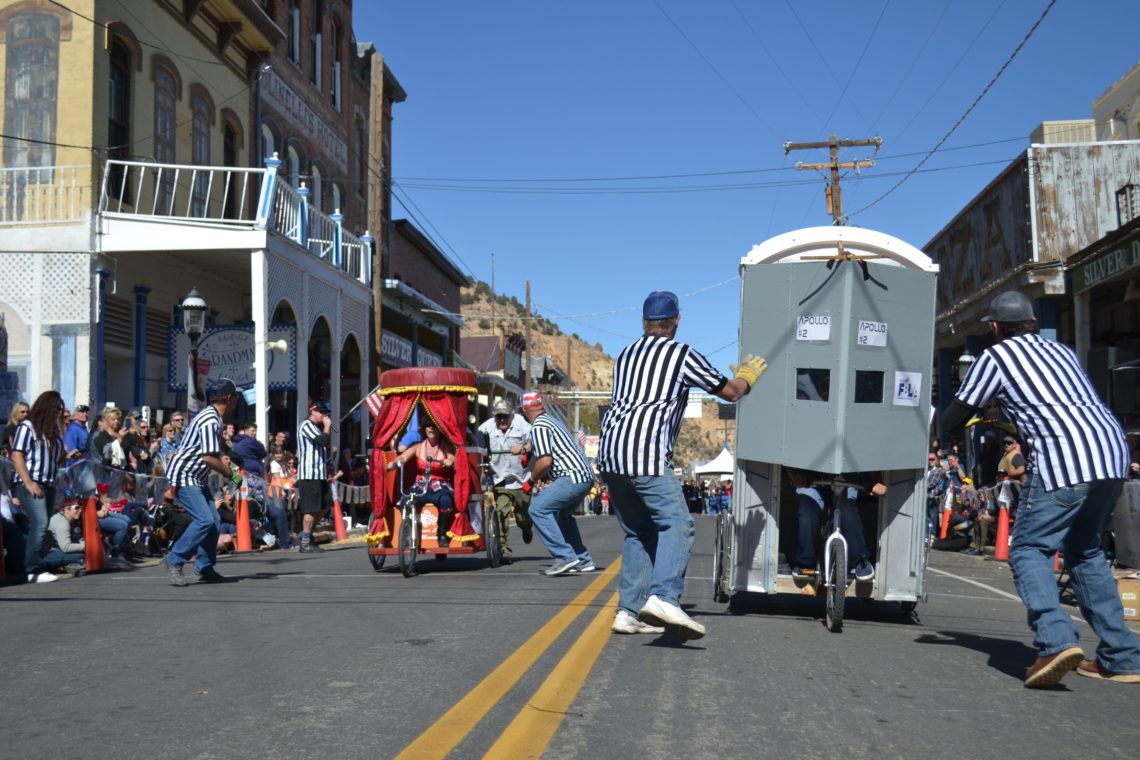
[694,446,735,478]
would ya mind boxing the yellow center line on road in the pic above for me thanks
[484,590,620,759]
[394,559,621,760]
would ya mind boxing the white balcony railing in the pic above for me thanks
[96,157,372,286]
[0,164,91,225]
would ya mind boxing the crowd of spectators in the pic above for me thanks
[1,391,332,585]
[682,478,731,515]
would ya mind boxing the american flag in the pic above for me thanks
[576,426,587,451]
[364,386,384,417]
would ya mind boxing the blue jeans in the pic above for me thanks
[838,494,871,566]
[99,513,130,554]
[15,482,54,573]
[529,478,593,565]
[266,498,293,548]
[794,488,825,568]
[601,472,693,614]
[2,516,27,579]
[41,549,85,571]
[169,485,220,573]
[1009,474,1140,671]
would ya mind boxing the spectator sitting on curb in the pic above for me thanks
[46,497,88,576]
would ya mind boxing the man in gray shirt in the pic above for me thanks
[477,400,534,563]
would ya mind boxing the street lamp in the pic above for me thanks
[181,288,208,401]
[957,348,976,380]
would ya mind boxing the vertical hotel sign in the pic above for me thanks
[261,70,348,170]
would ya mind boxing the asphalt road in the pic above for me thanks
[3,515,1139,759]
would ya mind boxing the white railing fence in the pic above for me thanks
[0,164,91,225]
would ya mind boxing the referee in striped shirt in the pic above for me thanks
[163,378,239,586]
[943,290,1140,687]
[598,291,766,639]
[520,391,596,576]
[296,402,333,553]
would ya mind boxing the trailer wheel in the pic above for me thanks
[368,552,387,572]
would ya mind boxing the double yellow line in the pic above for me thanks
[395,560,621,760]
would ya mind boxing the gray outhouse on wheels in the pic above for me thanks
[711,226,939,630]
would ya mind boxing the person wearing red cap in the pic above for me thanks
[519,391,597,576]
[598,290,767,638]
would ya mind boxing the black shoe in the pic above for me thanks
[196,566,230,583]
[298,542,325,553]
[501,555,513,565]
[521,524,533,544]
[162,557,189,587]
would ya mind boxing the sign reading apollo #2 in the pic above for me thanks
[167,325,297,391]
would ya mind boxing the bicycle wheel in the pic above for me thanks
[399,512,418,577]
[367,551,387,572]
[712,511,729,603]
[486,506,503,568]
[825,540,846,633]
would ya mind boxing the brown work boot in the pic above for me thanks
[1024,646,1084,688]
[1076,658,1140,683]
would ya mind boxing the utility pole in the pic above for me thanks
[784,134,881,225]
[524,280,532,389]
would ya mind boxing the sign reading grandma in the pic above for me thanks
[167,324,296,391]
[1072,231,1140,293]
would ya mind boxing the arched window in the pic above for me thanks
[153,66,177,212]
[310,163,322,211]
[223,117,241,219]
[310,1,323,88]
[107,38,132,199]
[190,92,212,215]
[3,10,61,172]
[260,122,276,162]
[286,143,301,188]
[287,0,300,65]
[330,15,342,109]
[354,116,366,198]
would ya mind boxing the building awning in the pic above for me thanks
[381,279,464,329]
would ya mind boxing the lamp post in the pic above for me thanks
[181,288,208,402]
[957,349,975,383]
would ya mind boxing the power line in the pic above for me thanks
[388,182,478,280]
[0,133,96,151]
[820,0,891,134]
[392,137,1029,183]
[397,159,1014,196]
[848,0,1057,220]
[653,0,781,141]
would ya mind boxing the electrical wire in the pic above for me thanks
[49,1,228,67]
[848,0,1057,220]
[820,0,891,135]
[653,0,781,141]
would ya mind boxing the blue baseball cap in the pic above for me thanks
[643,290,680,320]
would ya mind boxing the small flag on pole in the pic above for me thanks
[577,426,587,450]
[364,386,384,417]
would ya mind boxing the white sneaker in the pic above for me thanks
[611,609,664,634]
[108,556,132,569]
[28,572,59,584]
[544,558,581,576]
[568,561,597,574]
[638,594,706,640]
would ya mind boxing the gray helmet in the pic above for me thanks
[492,400,513,416]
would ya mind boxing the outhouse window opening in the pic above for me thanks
[795,369,830,402]
[854,370,884,404]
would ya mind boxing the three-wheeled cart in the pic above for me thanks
[711,227,938,630]
[364,367,504,576]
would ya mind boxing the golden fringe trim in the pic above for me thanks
[379,385,477,396]
[446,530,480,544]
[365,530,390,545]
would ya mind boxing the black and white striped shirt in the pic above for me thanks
[11,419,63,485]
[956,333,1129,490]
[297,419,328,481]
[530,413,593,484]
[168,406,221,488]
[598,334,728,476]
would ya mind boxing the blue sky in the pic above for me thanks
[354,0,1139,367]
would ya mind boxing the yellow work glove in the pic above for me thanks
[965,416,982,428]
[731,354,767,389]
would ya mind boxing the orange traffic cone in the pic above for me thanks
[235,475,252,552]
[1054,550,1062,573]
[82,496,107,572]
[330,479,348,542]
[993,480,1012,561]
[939,486,954,539]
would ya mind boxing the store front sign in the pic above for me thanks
[167,324,296,391]
[382,330,444,368]
[1072,231,1140,293]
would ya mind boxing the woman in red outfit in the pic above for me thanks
[386,419,457,545]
